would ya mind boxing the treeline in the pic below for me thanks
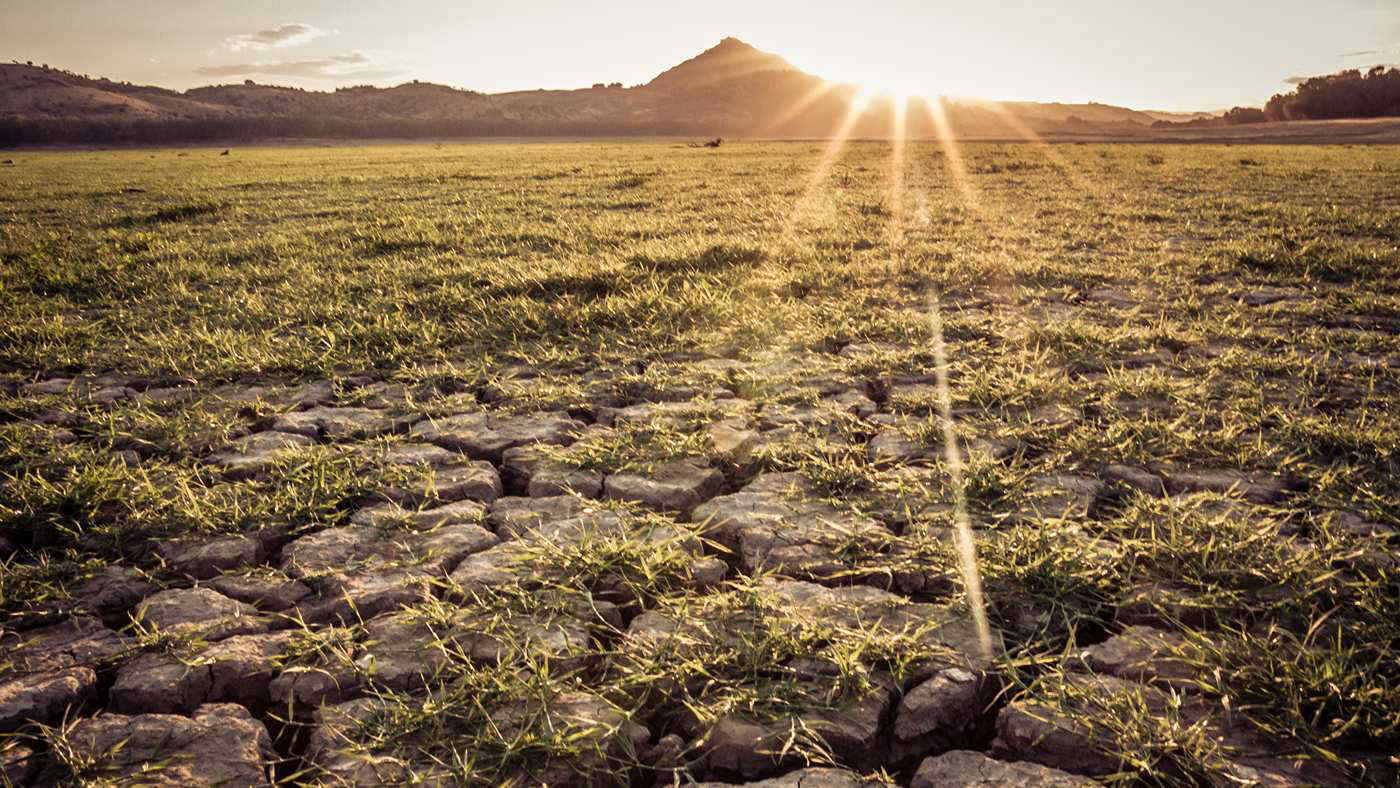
[1265,66,1400,120]
[1158,66,1400,128]
[0,116,745,146]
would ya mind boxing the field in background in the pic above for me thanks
[1,141,1398,785]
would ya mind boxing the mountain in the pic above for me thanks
[647,37,802,90]
[0,40,1213,144]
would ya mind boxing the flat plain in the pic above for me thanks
[1,140,1398,785]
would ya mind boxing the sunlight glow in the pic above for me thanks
[980,100,1102,196]
[919,98,982,213]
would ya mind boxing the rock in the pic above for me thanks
[1019,474,1105,520]
[62,704,275,786]
[209,570,313,611]
[691,473,891,581]
[486,495,588,536]
[1077,626,1198,690]
[448,542,532,595]
[1237,288,1300,307]
[369,441,459,467]
[2,615,132,674]
[0,667,96,732]
[911,750,1096,787]
[349,499,487,530]
[207,430,315,479]
[1328,511,1397,540]
[1027,404,1081,432]
[299,565,438,625]
[90,385,137,405]
[531,462,605,498]
[269,662,361,709]
[410,410,582,462]
[281,523,497,579]
[695,767,891,787]
[603,457,724,513]
[993,675,1156,776]
[0,739,38,785]
[382,461,503,506]
[492,691,650,783]
[111,652,213,714]
[1102,463,1165,496]
[20,377,76,396]
[160,534,264,579]
[699,681,892,780]
[893,667,989,749]
[71,566,156,627]
[132,587,268,641]
[1162,468,1290,504]
[202,632,297,710]
[355,613,453,692]
[708,419,760,461]
[272,406,408,440]
[305,698,436,784]
[1115,583,1216,629]
[500,444,603,498]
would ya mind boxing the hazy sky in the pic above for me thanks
[5,0,1398,110]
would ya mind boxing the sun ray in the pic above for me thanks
[919,97,982,215]
[980,100,1101,195]
[884,95,908,248]
[756,79,840,138]
[777,89,871,244]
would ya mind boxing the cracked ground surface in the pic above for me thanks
[1,141,1398,785]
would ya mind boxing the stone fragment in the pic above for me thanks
[0,739,38,786]
[160,534,264,579]
[893,667,988,747]
[1103,463,1166,496]
[699,683,893,780]
[708,419,760,461]
[280,523,497,579]
[272,406,407,440]
[603,457,724,513]
[269,660,361,709]
[133,587,268,641]
[299,566,439,625]
[380,461,503,506]
[1162,468,1290,504]
[0,667,96,732]
[692,473,890,581]
[410,410,582,462]
[994,675,1157,776]
[368,441,459,467]
[71,566,156,627]
[1077,626,1198,690]
[349,499,487,530]
[2,615,132,674]
[112,652,213,714]
[500,442,604,498]
[208,430,315,479]
[305,698,438,784]
[1329,511,1398,540]
[693,767,889,787]
[210,570,313,611]
[1019,474,1105,520]
[486,495,588,536]
[912,750,1096,787]
[63,704,275,786]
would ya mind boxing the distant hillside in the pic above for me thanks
[0,40,1210,145]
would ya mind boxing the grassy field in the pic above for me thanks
[1,140,1398,785]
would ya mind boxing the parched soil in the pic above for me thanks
[0,141,1397,785]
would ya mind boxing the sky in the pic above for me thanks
[4,0,1398,111]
